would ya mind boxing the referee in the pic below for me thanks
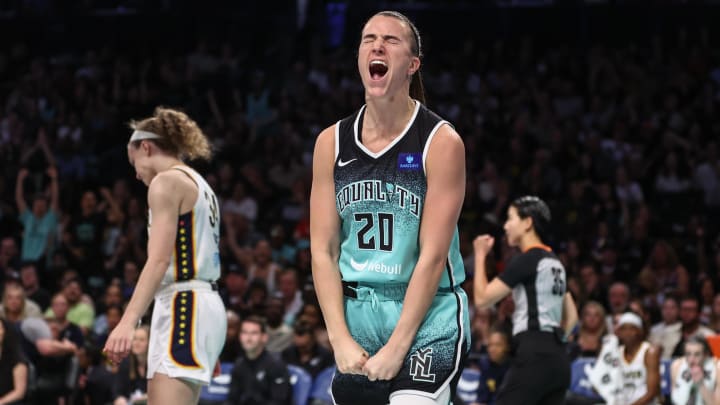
[473,196,578,405]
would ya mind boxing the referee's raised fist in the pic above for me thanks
[473,234,495,255]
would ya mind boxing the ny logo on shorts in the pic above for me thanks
[409,347,436,383]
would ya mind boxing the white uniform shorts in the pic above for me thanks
[147,280,227,385]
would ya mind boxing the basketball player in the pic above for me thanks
[473,196,578,405]
[671,335,720,405]
[310,10,470,405]
[104,107,226,405]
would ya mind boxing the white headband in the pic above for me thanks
[616,312,643,329]
[129,130,163,142]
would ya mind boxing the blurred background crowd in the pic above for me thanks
[0,1,720,404]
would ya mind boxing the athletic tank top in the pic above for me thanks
[671,358,717,405]
[334,100,465,288]
[619,342,658,405]
[148,165,221,288]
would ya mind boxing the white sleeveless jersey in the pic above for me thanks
[671,358,717,405]
[148,165,221,288]
[619,342,658,405]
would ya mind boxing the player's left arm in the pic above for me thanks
[122,172,181,324]
[364,124,465,381]
[104,172,181,362]
[630,345,661,405]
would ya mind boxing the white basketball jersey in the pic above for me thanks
[148,165,221,288]
[619,342,658,405]
[672,358,717,405]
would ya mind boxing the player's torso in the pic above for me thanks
[148,166,221,287]
[334,101,461,286]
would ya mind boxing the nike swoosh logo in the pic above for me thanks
[338,158,358,167]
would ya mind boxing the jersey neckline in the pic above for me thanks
[352,99,421,159]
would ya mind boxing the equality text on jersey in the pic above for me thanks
[336,180,421,218]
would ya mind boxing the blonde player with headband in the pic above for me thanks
[104,107,226,405]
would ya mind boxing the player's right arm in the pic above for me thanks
[310,125,368,374]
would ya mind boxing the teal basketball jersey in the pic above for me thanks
[334,100,465,289]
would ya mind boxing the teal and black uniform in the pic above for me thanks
[332,100,470,404]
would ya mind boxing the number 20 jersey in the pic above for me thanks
[334,101,465,289]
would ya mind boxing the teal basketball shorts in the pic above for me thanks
[331,281,471,405]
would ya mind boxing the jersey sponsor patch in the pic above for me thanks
[398,153,422,171]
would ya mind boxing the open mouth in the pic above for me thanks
[369,60,388,80]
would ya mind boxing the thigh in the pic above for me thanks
[148,372,200,405]
[389,385,451,405]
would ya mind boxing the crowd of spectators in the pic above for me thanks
[0,3,719,404]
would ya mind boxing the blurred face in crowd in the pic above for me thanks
[358,14,419,99]
[3,284,24,315]
[240,320,266,357]
[80,191,97,215]
[124,261,140,284]
[104,285,123,307]
[226,311,240,342]
[51,293,69,321]
[131,327,149,356]
[579,265,598,290]
[299,304,322,328]
[661,298,679,325]
[254,240,272,265]
[684,341,707,368]
[487,331,510,364]
[224,271,247,296]
[0,238,17,262]
[616,323,643,346]
[265,297,285,325]
[503,206,529,247]
[293,324,315,351]
[581,303,605,332]
[63,281,82,305]
[106,307,122,331]
[20,265,38,289]
[278,271,298,299]
[680,299,700,326]
[32,197,49,217]
[608,283,629,314]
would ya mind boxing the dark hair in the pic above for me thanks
[681,294,701,309]
[293,320,314,336]
[510,195,552,242]
[372,11,426,104]
[0,319,24,367]
[243,315,267,333]
[685,335,712,356]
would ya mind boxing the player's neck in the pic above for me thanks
[519,234,545,252]
[623,341,642,360]
[364,96,415,138]
[153,155,185,174]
